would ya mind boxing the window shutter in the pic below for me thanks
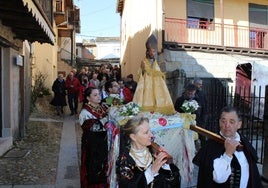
[249,3,268,27]
[187,0,214,19]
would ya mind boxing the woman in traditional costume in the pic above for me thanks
[116,116,180,188]
[133,34,176,115]
[79,87,109,188]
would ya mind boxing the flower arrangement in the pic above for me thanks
[180,100,199,113]
[118,102,141,116]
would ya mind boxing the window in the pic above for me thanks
[250,30,266,48]
[249,4,268,48]
[56,0,63,12]
[249,3,268,26]
[187,0,214,29]
[187,17,213,29]
[187,17,199,29]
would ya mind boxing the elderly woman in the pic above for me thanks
[116,116,180,188]
[50,74,67,116]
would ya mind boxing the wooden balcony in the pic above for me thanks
[0,0,55,44]
[54,7,80,37]
[164,18,268,56]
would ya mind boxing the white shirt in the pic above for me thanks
[144,163,171,185]
[79,108,107,126]
[213,133,249,187]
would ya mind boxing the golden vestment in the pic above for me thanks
[133,58,176,115]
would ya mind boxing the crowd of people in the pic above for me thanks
[50,64,138,116]
[49,34,263,188]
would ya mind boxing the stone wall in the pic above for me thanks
[165,69,186,103]
[161,49,268,112]
[163,49,268,88]
[0,21,22,48]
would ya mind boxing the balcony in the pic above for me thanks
[0,0,55,44]
[54,1,67,26]
[164,18,268,56]
[55,6,80,37]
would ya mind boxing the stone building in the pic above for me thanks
[0,0,55,155]
[0,0,80,156]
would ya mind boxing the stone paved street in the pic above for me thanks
[0,97,81,188]
[0,118,63,187]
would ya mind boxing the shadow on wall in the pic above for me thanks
[121,25,163,80]
[120,25,152,80]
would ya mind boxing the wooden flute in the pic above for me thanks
[190,124,243,151]
[150,141,173,164]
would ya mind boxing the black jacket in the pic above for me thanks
[50,79,67,106]
[193,134,262,188]
[116,149,181,188]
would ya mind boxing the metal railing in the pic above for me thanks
[165,17,268,51]
[204,83,265,164]
[179,77,265,163]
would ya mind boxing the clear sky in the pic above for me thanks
[74,0,120,39]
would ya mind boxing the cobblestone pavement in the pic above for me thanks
[0,119,62,185]
[0,95,64,186]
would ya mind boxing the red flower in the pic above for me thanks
[158,118,167,126]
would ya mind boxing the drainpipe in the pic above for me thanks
[71,29,73,66]
[220,0,224,46]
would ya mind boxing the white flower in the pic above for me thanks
[118,102,141,116]
[110,94,121,99]
[180,100,199,113]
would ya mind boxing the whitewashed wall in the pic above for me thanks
[164,50,268,118]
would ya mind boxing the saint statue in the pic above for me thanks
[133,34,176,115]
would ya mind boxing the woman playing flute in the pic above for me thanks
[116,116,180,188]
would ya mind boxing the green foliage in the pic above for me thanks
[31,72,51,111]
[42,87,51,96]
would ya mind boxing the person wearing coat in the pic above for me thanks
[50,74,67,116]
[65,71,81,115]
[193,106,262,188]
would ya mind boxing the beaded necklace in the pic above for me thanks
[129,147,152,169]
